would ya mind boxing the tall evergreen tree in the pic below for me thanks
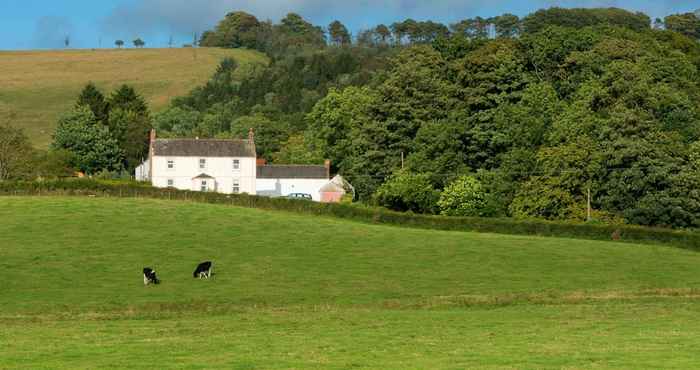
[109,85,149,117]
[75,82,109,124]
[108,85,152,171]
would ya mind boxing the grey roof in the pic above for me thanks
[154,139,255,158]
[257,165,328,179]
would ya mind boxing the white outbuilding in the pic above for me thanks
[256,161,331,202]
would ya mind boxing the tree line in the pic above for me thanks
[198,7,700,52]
[156,7,700,229]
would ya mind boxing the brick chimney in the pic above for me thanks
[324,159,331,180]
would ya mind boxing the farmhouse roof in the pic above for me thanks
[153,138,256,158]
[257,165,329,179]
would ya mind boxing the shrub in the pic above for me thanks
[374,170,440,214]
[438,175,487,217]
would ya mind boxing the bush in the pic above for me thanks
[1,179,698,251]
[374,170,440,214]
[438,175,487,217]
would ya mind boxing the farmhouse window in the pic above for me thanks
[167,160,175,170]
[233,159,240,170]
[199,158,206,170]
[233,180,240,194]
[201,180,208,192]
[167,179,174,187]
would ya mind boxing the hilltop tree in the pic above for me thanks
[376,24,392,45]
[115,40,124,48]
[664,13,700,40]
[450,17,490,39]
[276,13,326,48]
[328,20,351,46]
[491,14,521,38]
[75,83,109,124]
[133,38,145,48]
[522,7,651,34]
[200,11,263,49]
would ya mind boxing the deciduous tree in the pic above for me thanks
[0,124,34,180]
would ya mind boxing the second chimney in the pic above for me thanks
[324,159,331,180]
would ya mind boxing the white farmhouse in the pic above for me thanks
[143,129,257,194]
[136,129,352,202]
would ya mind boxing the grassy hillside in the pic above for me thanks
[2,197,700,368]
[0,48,267,148]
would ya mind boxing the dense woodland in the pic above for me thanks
[2,7,700,228]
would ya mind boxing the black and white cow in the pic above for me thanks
[143,267,160,285]
[193,261,213,279]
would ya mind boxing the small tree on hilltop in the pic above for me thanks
[115,40,124,48]
[328,20,351,46]
[133,38,145,48]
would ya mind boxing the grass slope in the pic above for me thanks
[0,48,267,147]
[1,196,700,369]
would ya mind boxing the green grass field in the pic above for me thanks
[2,196,700,369]
[0,48,267,148]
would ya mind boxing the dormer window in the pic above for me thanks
[167,160,175,170]
[199,158,206,170]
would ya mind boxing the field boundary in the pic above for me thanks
[1,179,698,250]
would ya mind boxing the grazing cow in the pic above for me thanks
[143,267,160,285]
[193,261,213,279]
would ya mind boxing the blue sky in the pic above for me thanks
[0,0,698,50]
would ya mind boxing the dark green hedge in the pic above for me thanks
[1,179,699,251]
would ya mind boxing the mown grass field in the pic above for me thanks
[0,48,267,148]
[1,196,700,369]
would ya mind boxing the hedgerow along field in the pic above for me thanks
[0,48,267,148]
[2,197,700,369]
